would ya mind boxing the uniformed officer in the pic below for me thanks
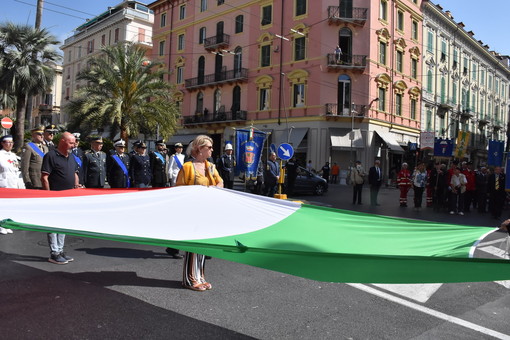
[216,143,236,189]
[129,141,151,188]
[168,142,185,186]
[107,139,131,188]
[83,136,107,188]
[43,124,58,150]
[150,139,169,188]
[21,126,48,189]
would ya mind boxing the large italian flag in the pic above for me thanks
[0,186,507,283]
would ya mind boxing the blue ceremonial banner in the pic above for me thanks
[488,140,504,167]
[235,129,267,178]
[433,138,454,157]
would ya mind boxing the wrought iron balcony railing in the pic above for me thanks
[185,68,248,89]
[183,110,247,125]
[327,54,367,69]
[327,6,368,25]
[204,33,230,50]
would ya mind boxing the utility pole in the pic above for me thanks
[25,0,44,130]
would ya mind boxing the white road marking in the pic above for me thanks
[372,283,442,303]
[477,237,508,248]
[348,283,510,340]
[478,245,510,288]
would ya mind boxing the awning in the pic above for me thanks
[330,128,364,150]
[274,128,308,148]
[375,131,404,153]
[167,134,201,145]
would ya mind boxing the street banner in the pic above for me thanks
[235,128,267,178]
[488,140,505,167]
[1,186,510,283]
[433,138,454,157]
[420,131,435,149]
[454,130,470,158]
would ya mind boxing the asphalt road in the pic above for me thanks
[1,184,509,339]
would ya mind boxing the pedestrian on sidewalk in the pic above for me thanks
[368,159,382,206]
[350,160,365,204]
[412,162,427,211]
[330,162,340,184]
[449,167,467,215]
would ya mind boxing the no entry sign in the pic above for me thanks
[1,117,13,129]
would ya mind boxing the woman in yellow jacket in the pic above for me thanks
[176,135,223,291]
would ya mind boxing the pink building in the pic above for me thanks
[149,0,422,176]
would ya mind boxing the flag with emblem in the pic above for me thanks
[453,130,470,158]
[488,140,504,166]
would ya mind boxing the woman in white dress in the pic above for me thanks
[0,135,25,234]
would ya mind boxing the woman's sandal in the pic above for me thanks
[183,283,207,291]
[202,282,212,290]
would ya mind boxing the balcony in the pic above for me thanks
[460,109,473,121]
[185,67,248,90]
[478,116,490,127]
[183,110,247,126]
[326,54,367,70]
[39,104,53,112]
[493,120,503,129]
[327,6,368,26]
[204,33,230,50]
[325,103,366,116]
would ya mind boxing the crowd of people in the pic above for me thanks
[395,160,507,219]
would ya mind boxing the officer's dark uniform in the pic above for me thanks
[216,151,236,189]
[150,140,169,188]
[107,141,131,188]
[83,141,107,188]
[129,142,152,188]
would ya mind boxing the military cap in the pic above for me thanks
[31,126,45,134]
[45,124,58,132]
[72,132,81,141]
[114,140,126,147]
[89,136,103,143]
[174,142,183,148]
[156,139,166,146]
[137,142,147,148]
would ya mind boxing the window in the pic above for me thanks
[179,4,186,20]
[176,66,184,84]
[378,88,386,111]
[463,56,468,76]
[261,5,272,26]
[472,63,477,81]
[397,11,404,31]
[395,93,402,116]
[453,48,458,69]
[159,41,165,56]
[452,82,457,104]
[410,99,416,120]
[235,15,244,33]
[217,0,224,5]
[488,74,493,90]
[160,13,167,27]
[427,70,433,92]
[138,28,145,43]
[440,77,446,103]
[261,44,271,67]
[78,46,82,58]
[68,50,72,62]
[440,40,447,62]
[199,27,206,44]
[412,20,418,40]
[200,0,207,12]
[178,34,185,51]
[411,59,417,79]
[294,36,305,61]
[379,0,387,21]
[87,39,94,54]
[293,83,305,107]
[295,0,306,16]
[427,30,433,53]
[101,34,106,46]
[481,69,485,84]
[259,88,270,110]
[114,28,120,43]
[396,51,403,72]
[426,109,432,131]
[379,42,386,65]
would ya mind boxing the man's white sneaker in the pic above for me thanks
[449,211,455,215]
[5,228,13,234]
[0,227,8,235]
[458,212,464,216]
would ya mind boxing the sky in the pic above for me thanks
[1,0,509,56]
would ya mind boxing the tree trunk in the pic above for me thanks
[14,94,26,153]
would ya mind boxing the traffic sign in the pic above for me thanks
[277,143,294,160]
[1,117,13,129]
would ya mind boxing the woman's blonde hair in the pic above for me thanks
[187,134,213,157]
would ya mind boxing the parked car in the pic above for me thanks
[287,166,328,196]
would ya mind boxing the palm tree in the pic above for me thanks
[0,22,60,151]
[66,42,178,143]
